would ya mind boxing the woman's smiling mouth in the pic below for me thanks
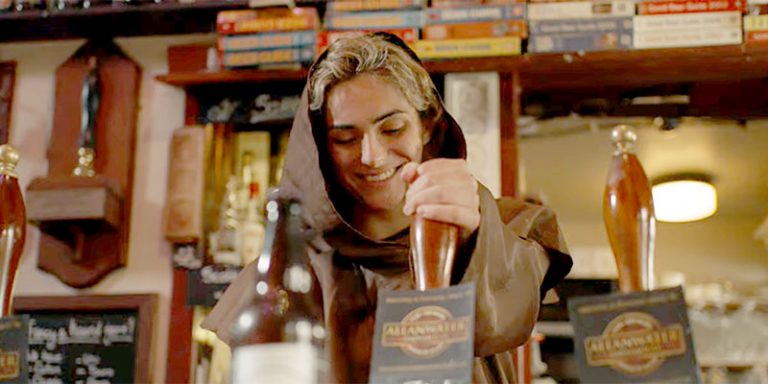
[359,165,402,182]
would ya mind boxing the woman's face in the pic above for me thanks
[325,73,427,212]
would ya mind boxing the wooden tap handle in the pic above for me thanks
[410,215,459,291]
[603,126,656,293]
[0,144,26,317]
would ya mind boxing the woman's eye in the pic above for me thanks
[331,135,357,145]
[382,122,406,135]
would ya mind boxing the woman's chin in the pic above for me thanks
[360,196,404,213]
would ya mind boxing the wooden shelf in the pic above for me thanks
[157,66,309,87]
[0,0,324,42]
[157,43,768,90]
[518,43,768,90]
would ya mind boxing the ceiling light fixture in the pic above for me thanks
[651,173,718,223]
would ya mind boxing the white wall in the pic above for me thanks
[1,33,216,383]
[560,215,768,290]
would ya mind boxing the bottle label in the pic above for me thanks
[232,342,318,384]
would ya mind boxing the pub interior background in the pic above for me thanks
[2,1,768,383]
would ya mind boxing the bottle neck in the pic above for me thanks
[252,200,307,294]
[252,201,283,295]
[282,207,311,294]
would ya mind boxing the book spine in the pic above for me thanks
[744,14,768,30]
[485,0,526,4]
[430,0,484,7]
[637,0,745,15]
[633,26,742,48]
[529,17,633,34]
[216,7,316,24]
[218,30,316,52]
[422,19,528,39]
[222,47,315,68]
[527,31,633,52]
[324,9,424,29]
[527,0,635,20]
[413,36,521,59]
[317,28,418,48]
[327,0,424,12]
[425,4,527,24]
[217,12,319,34]
[746,29,768,41]
[633,11,741,30]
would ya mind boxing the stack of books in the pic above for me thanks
[526,0,634,53]
[216,7,320,69]
[415,1,526,60]
[318,0,424,55]
[744,0,768,43]
[634,0,744,49]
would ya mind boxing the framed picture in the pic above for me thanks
[13,294,157,384]
[0,62,15,145]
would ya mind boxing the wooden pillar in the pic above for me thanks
[165,94,198,384]
[500,71,520,198]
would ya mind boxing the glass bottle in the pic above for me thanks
[229,198,326,384]
[51,0,82,10]
[240,188,265,267]
[209,176,242,266]
[238,150,257,214]
[13,0,46,11]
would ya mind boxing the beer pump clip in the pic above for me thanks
[369,216,476,384]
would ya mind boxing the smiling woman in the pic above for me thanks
[325,74,424,213]
[203,32,573,384]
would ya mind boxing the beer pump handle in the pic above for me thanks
[0,144,26,317]
[410,215,459,291]
[603,125,656,293]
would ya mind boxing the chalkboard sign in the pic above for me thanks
[13,294,156,384]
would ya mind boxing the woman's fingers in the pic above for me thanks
[400,162,420,184]
[402,158,480,232]
[413,204,481,232]
[403,184,478,216]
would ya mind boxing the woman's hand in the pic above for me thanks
[401,159,480,234]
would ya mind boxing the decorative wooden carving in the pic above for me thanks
[0,62,15,144]
[0,145,26,317]
[25,40,141,289]
[603,125,656,293]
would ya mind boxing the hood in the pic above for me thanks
[277,32,468,240]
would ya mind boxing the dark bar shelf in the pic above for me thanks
[0,0,324,42]
[157,43,768,90]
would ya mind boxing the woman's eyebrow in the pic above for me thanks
[371,110,406,124]
[331,110,407,130]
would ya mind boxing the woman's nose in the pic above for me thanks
[361,134,386,167]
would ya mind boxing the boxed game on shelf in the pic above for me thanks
[216,7,320,69]
[416,3,526,59]
[317,0,424,54]
[526,0,634,53]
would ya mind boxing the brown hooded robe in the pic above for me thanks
[202,34,572,383]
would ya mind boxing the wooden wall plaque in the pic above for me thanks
[26,40,141,289]
[0,62,15,144]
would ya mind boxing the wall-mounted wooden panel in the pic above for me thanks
[0,62,16,145]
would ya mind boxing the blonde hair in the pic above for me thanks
[308,34,441,123]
